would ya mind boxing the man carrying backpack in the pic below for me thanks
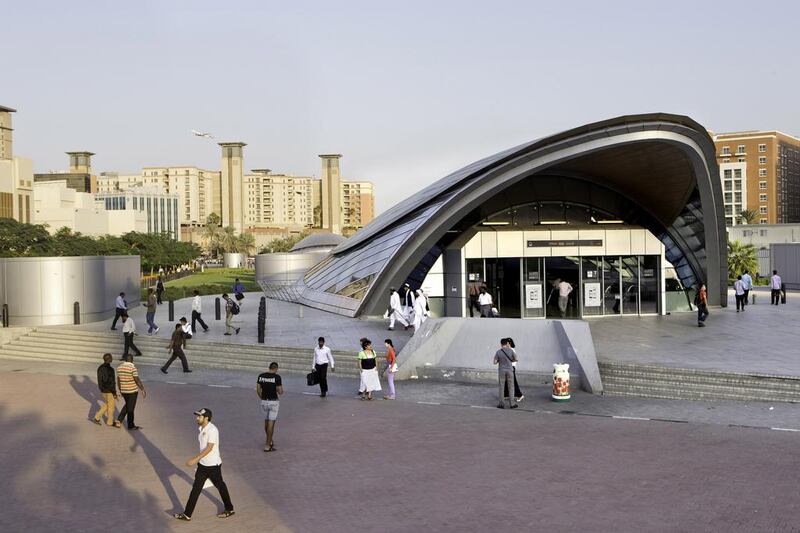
[222,294,241,336]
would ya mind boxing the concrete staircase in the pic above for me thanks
[599,361,800,403]
[0,327,359,378]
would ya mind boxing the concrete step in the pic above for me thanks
[600,381,800,403]
[599,367,800,394]
[601,375,800,403]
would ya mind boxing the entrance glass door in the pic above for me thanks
[523,258,544,318]
[544,256,580,318]
[603,257,621,315]
[485,258,521,318]
[581,257,603,316]
[621,256,640,314]
[640,255,659,314]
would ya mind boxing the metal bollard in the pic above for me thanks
[2,303,8,327]
[215,297,221,320]
[257,296,266,344]
[752,293,756,305]
[168,300,174,322]
[73,301,81,325]
[298,306,303,318]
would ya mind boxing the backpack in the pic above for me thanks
[231,302,240,315]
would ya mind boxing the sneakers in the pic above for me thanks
[160,368,168,374]
[510,405,519,409]
[183,369,193,373]
[154,326,160,334]
[235,327,241,335]
[217,510,235,519]
[223,332,232,336]
[515,395,524,402]
[174,513,191,521]
[497,404,505,409]
[388,327,394,331]
[90,418,102,426]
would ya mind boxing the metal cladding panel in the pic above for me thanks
[61,259,84,318]
[40,259,66,315]
[6,260,43,319]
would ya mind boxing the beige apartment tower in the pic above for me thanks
[219,142,246,232]
[320,154,342,235]
[713,131,800,224]
[0,105,14,160]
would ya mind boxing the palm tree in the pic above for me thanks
[237,231,256,256]
[200,222,222,258]
[740,209,758,225]
[727,240,758,280]
[220,226,238,253]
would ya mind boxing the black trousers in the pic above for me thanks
[117,392,138,428]
[162,348,189,372]
[156,289,164,304]
[111,308,125,329]
[503,367,523,399]
[184,464,233,517]
[124,332,142,356]
[735,294,745,311]
[315,363,329,394]
[468,296,479,317]
[191,310,209,332]
[697,304,709,323]
[772,289,781,305]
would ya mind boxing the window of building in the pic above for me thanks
[721,146,730,155]
[723,181,732,191]
[759,156,767,164]
[760,206,768,214]
[722,158,730,163]
[760,218,768,224]
[759,144,766,152]
[725,205,733,216]
[738,157,746,162]
[736,145,746,154]
[734,169,742,179]
[735,192,742,203]
[723,169,732,179]
[760,193,767,202]
[759,169,767,177]
[724,192,732,203]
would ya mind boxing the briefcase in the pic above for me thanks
[306,370,318,386]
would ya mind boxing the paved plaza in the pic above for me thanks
[2,358,800,532]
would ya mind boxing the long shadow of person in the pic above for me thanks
[128,428,223,514]
[69,374,108,421]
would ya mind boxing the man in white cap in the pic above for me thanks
[401,283,415,323]
[174,408,235,521]
[387,288,409,331]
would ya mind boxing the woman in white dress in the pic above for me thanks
[357,338,381,400]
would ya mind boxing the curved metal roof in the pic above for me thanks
[290,233,347,252]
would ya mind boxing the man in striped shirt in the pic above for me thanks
[116,354,146,430]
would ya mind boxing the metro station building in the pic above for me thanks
[286,114,727,319]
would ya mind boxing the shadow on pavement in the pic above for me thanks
[0,404,168,533]
[69,374,107,422]
[128,429,222,514]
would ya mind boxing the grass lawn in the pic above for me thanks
[142,268,260,300]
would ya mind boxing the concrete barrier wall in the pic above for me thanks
[771,243,800,290]
[0,255,140,326]
[396,317,602,393]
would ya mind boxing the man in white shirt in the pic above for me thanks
[401,283,415,322]
[741,270,753,307]
[557,280,573,318]
[770,270,783,306]
[121,314,142,357]
[478,286,493,317]
[191,290,209,333]
[388,288,410,330]
[111,292,127,330]
[312,336,335,397]
[734,275,746,312]
[174,408,235,521]
[180,317,193,340]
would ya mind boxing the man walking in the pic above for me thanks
[478,286,493,317]
[233,278,245,304]
[492,338,518,409]
[223,294,241,335]
[256,362,283,452]
[121,314,143,357]
[91,354,119,427]
[111,292,127,330]
[145,288,159,335]
[558,279,573,318]
[191,290,209,333]
[117,353,146,430]
[741,270,753,307]
[161,323,192,374]
[174,408,235,521]
[734,275,746,312]
[401,283,415,322]
[468,280,481,317]
[696,283,709,327]
[770,270,782,306]
[312,337,335,397]
[156,277,165,304]
[387,288,409,331]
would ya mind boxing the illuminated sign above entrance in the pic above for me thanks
[526,239,603,247]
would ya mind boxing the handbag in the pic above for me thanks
[389,362,398,373]
[306,370,318,386]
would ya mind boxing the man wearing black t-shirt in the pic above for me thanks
[256,362,283,453]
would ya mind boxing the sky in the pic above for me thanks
[5,0,800,213]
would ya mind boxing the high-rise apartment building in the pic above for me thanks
[320,154,342,234]
[244,169,314,228]
[341,181,375,229]
[713,131,800,225]
[219,142,246,232]
[0,105,33,223]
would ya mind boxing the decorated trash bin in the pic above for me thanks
[552,363,571,402]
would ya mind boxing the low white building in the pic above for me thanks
[33,180,148,236]
[95,186,181,240]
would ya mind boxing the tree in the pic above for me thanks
[201,222,222,258]
[237,231,256,256]
[219,226,239,253]
[740,209,758,225]
[206,212,221,226]
[258,232,308,253]
[727,240,758,280]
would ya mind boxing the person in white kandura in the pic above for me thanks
[401,283,415,323]
[412,289,427,330]
[387,288,410,331]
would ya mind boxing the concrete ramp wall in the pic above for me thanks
[396,318,602,393]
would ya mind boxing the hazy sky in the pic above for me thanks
[6,0,800,213]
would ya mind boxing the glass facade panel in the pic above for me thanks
[523,258,544,318]
[620,256,640,314]
[640,255,659,314]
[603,257,621,315]
[581,257,603,316]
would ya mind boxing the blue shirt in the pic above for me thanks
[233,283,245,293]
[741,273,753,290]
